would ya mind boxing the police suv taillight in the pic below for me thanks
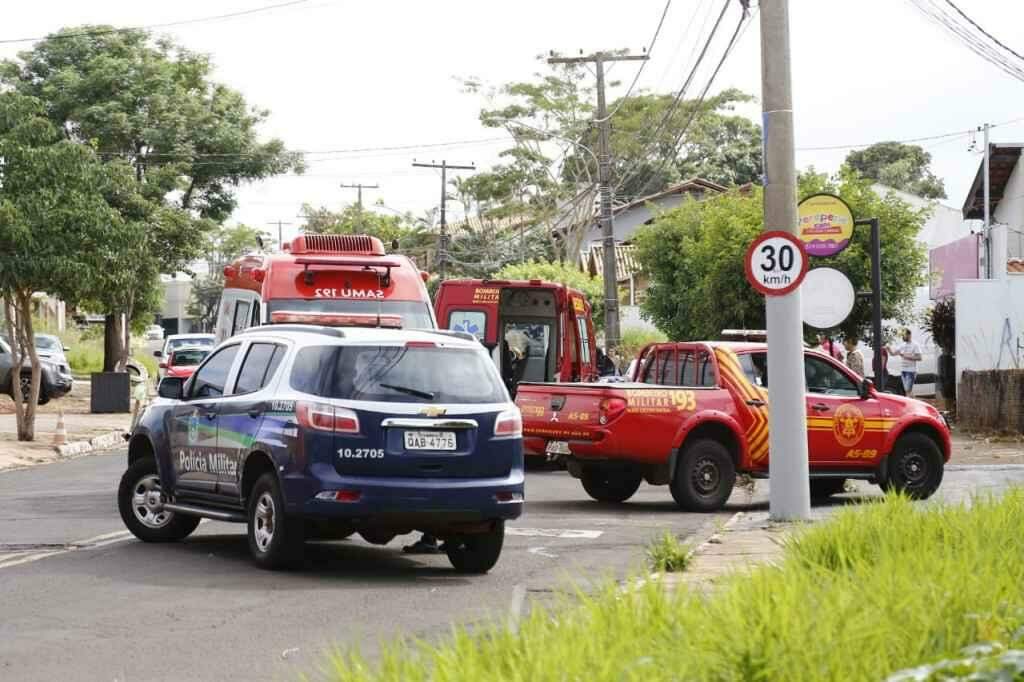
[493,409,522,438]
[296,401,360,434]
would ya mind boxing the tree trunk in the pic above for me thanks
[5,292,41,441]
[103,314,123,372]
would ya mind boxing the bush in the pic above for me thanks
[323,491,1024,681]
[646,531,691,573]
[619,327,667,363]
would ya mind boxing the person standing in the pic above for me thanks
[817,333,844,362]
[843,338,865,376]
[890,329,923,396]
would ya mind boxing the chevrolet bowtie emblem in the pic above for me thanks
[419,406,447,417]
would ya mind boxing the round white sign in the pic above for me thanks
[801,267,856,329]
[744,231,809,296]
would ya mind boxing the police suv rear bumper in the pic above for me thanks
[284,464,525,521]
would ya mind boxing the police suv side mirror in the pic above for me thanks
[158,377,184,400]
[859,378,873,400]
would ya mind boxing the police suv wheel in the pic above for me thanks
[580,468,643,503]
[883,433,943,500]
[670,438,736,512]
[445,521,505,574]
[247,473,304,570]
[118,457,200,542]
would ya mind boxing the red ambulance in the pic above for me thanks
[433,279,600,396]
[216,234,435,342]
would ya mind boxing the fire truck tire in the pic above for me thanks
[670,438,736,512]
[580,468,643,503]
[882,433,944,500]
[809,479,847,500]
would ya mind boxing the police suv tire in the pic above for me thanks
[247,472,305,570]
[670,438,736,512]
[883,433,944,500]
[118,457,201,542]
[580,468,643,503]
[445,521,505,574]
[809,478,847,500]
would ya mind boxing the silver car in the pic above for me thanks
[0,337,73,404]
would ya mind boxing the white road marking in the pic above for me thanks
[508,583,526,633]
[0,520,209,570]
[507,527,603,539]
[527,546,558,559]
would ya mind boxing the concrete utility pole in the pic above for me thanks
[982,123,992,278]
[548,51,647,353]
[412,160,475,280]
[340,182,380,234]
[267,220,292,251]
[760,0,810,521]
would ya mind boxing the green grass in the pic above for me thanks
[645,531,691,573]
[321,491,1024,682]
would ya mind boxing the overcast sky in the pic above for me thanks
[3,0,1023,244]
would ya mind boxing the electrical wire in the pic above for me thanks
[906,0,1024,83]
[612,0,733,195]
[0,0,313,45]
[594,0,673,123]
[616,3,747,195]
[795,115,1024,153]
[941,0,1024,63]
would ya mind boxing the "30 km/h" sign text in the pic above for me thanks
[744,231,809,297]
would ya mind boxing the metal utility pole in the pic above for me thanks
[760,0,810,521]
[340,182,380,234]
[412,160,475,280]
[267,220,292,251]
[548,51,647,353]
[982,123,992,278]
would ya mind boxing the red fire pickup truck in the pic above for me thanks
[515,341,951,511]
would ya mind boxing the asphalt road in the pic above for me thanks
[0,452,739,682]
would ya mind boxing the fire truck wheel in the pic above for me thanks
[580,468,643,503]
[883,433,944,500]
[670,438,736,512]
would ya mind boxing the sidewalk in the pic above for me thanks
[0,379,134,471]
[663,465,1024,593]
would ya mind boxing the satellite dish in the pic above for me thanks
[801,267,855,329]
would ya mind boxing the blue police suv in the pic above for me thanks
[118,325,524,573]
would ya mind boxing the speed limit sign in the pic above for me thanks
[744,231,809,296]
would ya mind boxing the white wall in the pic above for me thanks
[993,160,1024,260]
[955,275,1024,381]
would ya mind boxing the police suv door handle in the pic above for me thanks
[811,402,830,412]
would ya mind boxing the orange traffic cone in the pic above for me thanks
[53,407,67,446]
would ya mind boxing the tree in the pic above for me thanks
[0,92,125,440]
[298,203,435,267]
[1,27,301,369]
[633,169,929,341]
[463,61,763,266]
[845,142,947,199]
[493,260,605,329]
[186,224,270,333]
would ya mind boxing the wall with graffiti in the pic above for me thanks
[955,276,1024,381]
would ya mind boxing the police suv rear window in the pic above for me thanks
[290,345,506,404]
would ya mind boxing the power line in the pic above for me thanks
[795,115,1024,153]
[0,0,313,45]
[612,0,733,194]
[906,0,1024,83]
[941,0,1024,63]
[594,0,673,123]
[616,1,745,195]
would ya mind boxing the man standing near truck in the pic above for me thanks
[891,328,923,396]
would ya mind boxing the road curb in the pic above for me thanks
[55,430,126,458]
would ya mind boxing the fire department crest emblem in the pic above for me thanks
[832,404,864,447]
